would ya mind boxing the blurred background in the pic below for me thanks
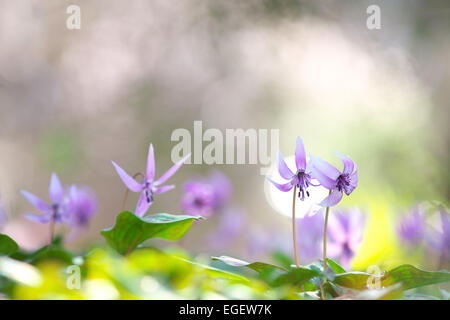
[0,0,449,272]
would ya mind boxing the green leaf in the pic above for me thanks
[211,255,287,273]
[101,211,203,255]
[326,258,346,274]
[0,234,19,256]
[272,267,321,287]
[333,264,450,290]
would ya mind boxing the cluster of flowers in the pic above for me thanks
[20,173,97,238]
[268,136,358,207]
[398,204,449,266]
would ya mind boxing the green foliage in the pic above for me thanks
[0,234,19,256]
[101,211,204,255]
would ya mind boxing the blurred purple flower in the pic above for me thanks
[0,195,6,231]
[112,143,190,217]
[296,211,324,264]
[181,170,231,217]
[266,137,316,200]
[397,208,426,246]
[208,208,246,249]
[326,209,365,269]
[310,151,358,207]
[21,173,70,224]
[66,185,98,228]
[427,209,450,265]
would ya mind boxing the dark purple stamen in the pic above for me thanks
[296,171,311,201]
[336,174,352,194]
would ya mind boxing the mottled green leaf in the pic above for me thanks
[101,211,203,255]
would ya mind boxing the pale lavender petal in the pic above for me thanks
[146,143,155,181]
[21,191,50,212]
[310,155,341,180]
[154,153,191,186]
[295,137,307,171]
[111,161,143,192]
[153,185,175,194]
[266,177,293,192]
[319,190,343,207]
[327,214,347,244]
[135,191,152,217]
[49,173,64,204]
[24,213,52,224]
[350,166,358,188]
[277,151,294,180]
[334,151,355,175]
[309,158,338,190]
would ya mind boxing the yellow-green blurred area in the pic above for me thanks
[0,0,449,279]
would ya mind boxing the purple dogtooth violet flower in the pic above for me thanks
[112,143,191,217]
[397,208,426,246]
[309,151,358,207]
[66,185,98,228]
[21,173,69,225]
[266,137,316,200]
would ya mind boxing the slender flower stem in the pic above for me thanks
[321,190,332,300]
[121,172,144,212]
[292,185,299,268]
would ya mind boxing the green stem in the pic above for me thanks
[321,190,332,300]
[292,185,299,268]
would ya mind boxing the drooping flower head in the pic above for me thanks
[397,208,426,246]
[66,185,98,228]
[326,208,365,269]
[310,151,358,207]
[267,137,315,200]
[112,143,190,217]
[21,173,70,224]
[181,170,232,217]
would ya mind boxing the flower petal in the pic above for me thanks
[266,177,293,192]
[21,191,50,212]
[24,213,52,224]
[154,153,191,186]
[350,165,358,188]
[335,151,355,175]
[319,190,343,207]
[111,161,143,192]
[146,143,155,181]
[135,192,152,217]
[295,137,307,171]
[153,185,175,194]
[310,155,341,180]
[277,151,294,180]
[49,173,64,204]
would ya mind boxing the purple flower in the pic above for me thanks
[208,208,246,249]
[310,151,358,207]
[66,185,98,228]
[296,211,324,264]
[397,208,426,246]
[266,137,315,200]
[427,209,450,264]
[326,209,365,269]
[0,195,6,231]
[112,143,191,217]
[21,173,70,224]
[181,170,232,217]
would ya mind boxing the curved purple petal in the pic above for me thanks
[335,151,355,175]
[310,155,341,180]
[295,137,307,171]
[319,190,343,207]
[153,185,175,194]
[277,151,294,180]
[266,177,294,192]
[49,173,64,204]
[146,143,155,181]
[309,159,338,190]
[21,191,50,212]
[154,153,191,186]
[350,165,358,188]
[135,191,152,217]
[24,212,52,224]
[111,161,143,192]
